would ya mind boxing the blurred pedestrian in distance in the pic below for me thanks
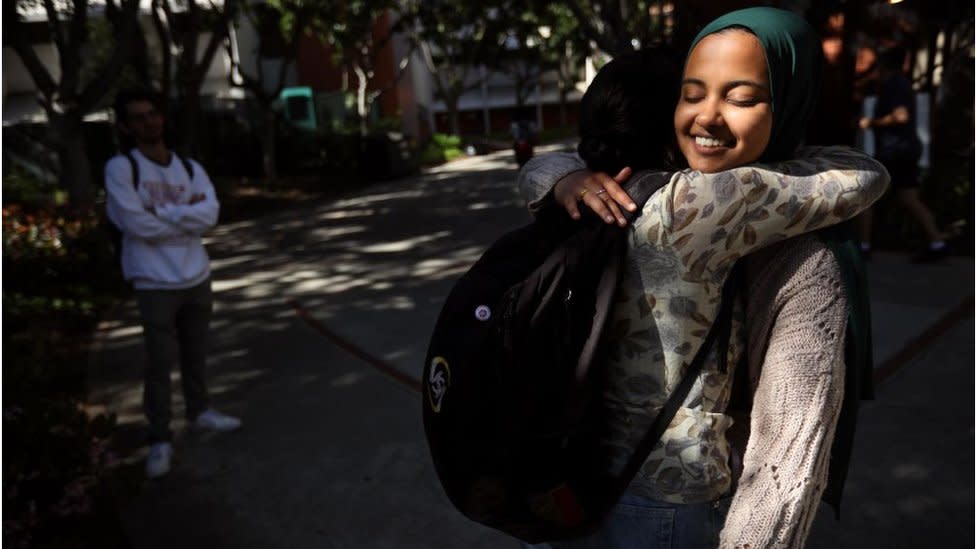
[511,107,537,167]
[105,89,242,479]
[807,9,858,148]
[857,47,950,262]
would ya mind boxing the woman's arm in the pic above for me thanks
[720,242,847,549]
[651,146,888,283]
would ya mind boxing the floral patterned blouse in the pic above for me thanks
[517,146,889,503]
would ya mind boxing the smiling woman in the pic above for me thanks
[675,29,773,174]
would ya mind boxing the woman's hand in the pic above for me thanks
[552,167,636,225]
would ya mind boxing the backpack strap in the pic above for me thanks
[175,154,195,180]
[608,269,740,501]
[121,151,194,186]
[123,151,140,190]
[622,171,670,222]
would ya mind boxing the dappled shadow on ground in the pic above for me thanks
[87,153,530,548]
[92,154,531,427]
[206,156,536,376]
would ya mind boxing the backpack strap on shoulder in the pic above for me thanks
[621,171,670,222]
[175,154,195,180]
[123,151,140,190]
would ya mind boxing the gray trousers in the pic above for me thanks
[135,278,213,443]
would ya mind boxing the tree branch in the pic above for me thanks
[41,0,68,58]
[77,0,140,113]
[6,3,58,108]
[151,0,174,102]
[193,0,237,86]
[366,50,412,103]
[61,0,90,98]
[564,1,619,55]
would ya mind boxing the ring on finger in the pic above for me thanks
[577,188,589,201]
[595,188,608,198]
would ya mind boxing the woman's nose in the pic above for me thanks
[695,102,723,128]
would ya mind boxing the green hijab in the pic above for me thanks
[692,7,872,513]
[689,7,822,161]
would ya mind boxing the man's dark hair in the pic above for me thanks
[577,48,682,175]
[113,88,162,123]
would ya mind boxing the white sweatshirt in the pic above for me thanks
[104,149,219,290]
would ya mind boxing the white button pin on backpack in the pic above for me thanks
[474,305,492,321]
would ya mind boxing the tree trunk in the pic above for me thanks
[354,65,370,135]
[447,101,460,136]
[51,114,95,209]
[558,84,568,128]
[261,105,278,184]
[176,79,203,158]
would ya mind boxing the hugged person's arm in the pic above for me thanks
[517,152,585,208]
[651,146,889,283]
[518,152,637,225]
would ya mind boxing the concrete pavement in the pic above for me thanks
[89,146,975,548]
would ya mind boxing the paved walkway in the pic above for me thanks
[89,146,974,548]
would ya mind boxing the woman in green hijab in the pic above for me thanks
[519,7,882,549]
[677,7,875,549]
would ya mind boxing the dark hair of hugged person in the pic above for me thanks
[576,48,683,176]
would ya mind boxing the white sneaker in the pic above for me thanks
[194,408,242,433]
[145,442,173,479]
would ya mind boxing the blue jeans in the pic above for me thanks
[523,493,732,549]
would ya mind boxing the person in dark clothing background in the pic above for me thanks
[807,10,858,148]
[857,47,949,262]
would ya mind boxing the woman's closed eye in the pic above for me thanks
[727,96,762,107]
[680,82,706,103]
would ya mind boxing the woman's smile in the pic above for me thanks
[692,135,736,153]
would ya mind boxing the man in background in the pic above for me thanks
[105,89,241,479]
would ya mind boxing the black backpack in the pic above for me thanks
[422,172,739,543]
[104,151,194,258]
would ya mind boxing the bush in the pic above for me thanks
[3,169,129,547]
[2,377,120,549]
[419,133,464,166]
[1,166,62,206]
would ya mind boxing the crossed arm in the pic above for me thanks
[105,158,219,241]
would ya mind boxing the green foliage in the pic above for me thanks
[419,133,464,166]
[537,0,665,56]
[405,0,510,104]
[2,192,126,547]
[81,16,149,108]
[534,3,589,84]
[433,133,461,148]
[2,166,60,206]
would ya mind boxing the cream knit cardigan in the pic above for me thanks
[719,234,847,549]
